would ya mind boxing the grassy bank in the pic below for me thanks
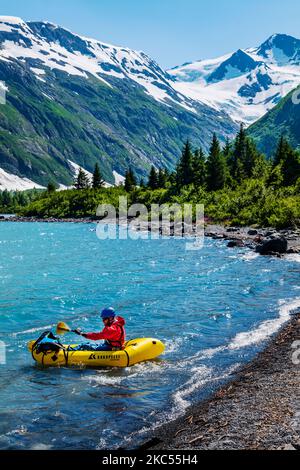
[14,179,300,229]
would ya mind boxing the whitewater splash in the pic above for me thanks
[229,297,300,350]
[12,325,54,337]
[286,254,300,264]
[121,297,300,450]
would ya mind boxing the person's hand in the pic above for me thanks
[73,328,83,336]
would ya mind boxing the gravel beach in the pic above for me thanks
[140,313,300,451]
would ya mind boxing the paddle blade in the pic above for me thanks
[56,322,71,335]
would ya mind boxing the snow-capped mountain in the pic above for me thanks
[0,16,237,189]
[0,16,197,112]
[169,34,300,125]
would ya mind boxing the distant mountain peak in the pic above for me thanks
[207,49,260,83]
[256,33,300,64]
[263,33,297,44]
[0,16,26,25]
[168,33,300,125]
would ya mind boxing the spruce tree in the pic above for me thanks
[158,168,167,189]
[47,181,57,193]
[273,136,300,186]
[223,138,232,162]
[124,167,137,192]
[148,166,159,190]
[92,163,105,189]
[75,168,90,190]
[130,167,137,187]
[228,124,260,182]
[193,148,207,187]
[1,189,12,207]
[273,136,287,167]
[176,140,194,189]
[244,138,260,178]
[206,134,227,191]
[222,139,234,186]
[281,145,300,186]
[229,124,247,182]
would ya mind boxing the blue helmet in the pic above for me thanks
[101,307,116,319]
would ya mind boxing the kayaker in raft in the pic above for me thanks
[74,308,126,351]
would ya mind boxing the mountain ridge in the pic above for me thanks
[0,16,237,189]
[169,33,300,125]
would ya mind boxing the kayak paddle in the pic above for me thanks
[56,322,75,335]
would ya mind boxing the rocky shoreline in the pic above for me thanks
[1,216,300,257]
[139,313,300,451]
[204,224,300,256]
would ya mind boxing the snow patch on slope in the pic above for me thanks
[0,167,45,191]
[113,171,125,186]
[68,160,93,180]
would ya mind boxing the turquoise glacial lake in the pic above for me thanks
[0,222,299,449]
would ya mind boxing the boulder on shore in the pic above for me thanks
[227,240,245,248]
[256,237,288,256]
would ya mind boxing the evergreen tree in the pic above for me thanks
[124,167,137,192]
[281,146,300,186]
[1,189,12,206]
[164,168,170,183]
[47,181,57,193]
[168,171,176,187]
[139,178,145,188]
[92,163,105,189]
[229,124,248,182]
[244,138,260,178]
[16,191,28,207]
[273,136,287,167]
[176,140,194,189]
[228,124,260,182]
[273,136,300,186]
[222,138,234,186]
[148,166,159,190]
[223,138,232,162]
[158,168,167,189]
[206,134,227,191]
[193,148,207,187]
[75,168,90,190]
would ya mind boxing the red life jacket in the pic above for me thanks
[85,316,126,350]
[105,317,126,349]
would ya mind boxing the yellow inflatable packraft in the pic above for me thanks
[28,338,165,368]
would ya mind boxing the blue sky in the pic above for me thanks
[1,0,300,68]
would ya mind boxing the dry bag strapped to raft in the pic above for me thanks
[32,331,64,355]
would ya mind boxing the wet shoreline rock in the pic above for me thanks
[256,237,288,256]
[205,225,299,259]
[227,240,245,248]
